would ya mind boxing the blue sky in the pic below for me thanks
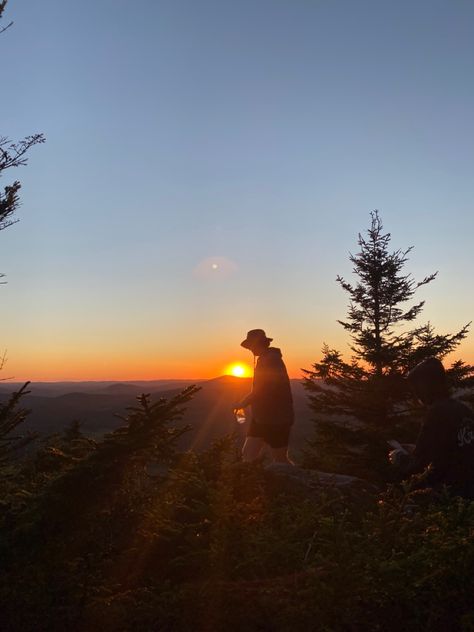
[1,0,473,379]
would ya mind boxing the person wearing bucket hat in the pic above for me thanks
[236,329,294,464]
[240,329,273,350]
[389,357,474,498]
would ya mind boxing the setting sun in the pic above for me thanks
[225,363,252,378]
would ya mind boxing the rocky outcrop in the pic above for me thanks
[264,463,378,503]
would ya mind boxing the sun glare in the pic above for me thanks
[226,363,251,378]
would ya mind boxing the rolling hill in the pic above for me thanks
[2,376,313,455]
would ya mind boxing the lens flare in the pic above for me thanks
[193,256,238,279]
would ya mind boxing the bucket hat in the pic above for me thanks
[240,329,273,349]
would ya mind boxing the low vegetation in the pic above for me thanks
[1,385,474,632]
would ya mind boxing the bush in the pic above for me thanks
[2,429,474,631]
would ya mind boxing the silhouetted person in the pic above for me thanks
[392,357,474,498]
[236,329,294,464]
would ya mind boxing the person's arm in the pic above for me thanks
[238,392,254,408]
[404,412,441,476]
[236,372,270,407]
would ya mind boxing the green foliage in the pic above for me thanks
[0,382,39,522]
[0,1,11,33]
[26,386,199,528]
[110,389,196,462]
[0,135,45,234]
[0,386,200,626]
[335,212,437,375]
[1,1,45,280]
[2,426,474,631]
[33,420,96,475]
[0,381,34,465]
[303,212,474,479]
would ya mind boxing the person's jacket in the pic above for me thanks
[409,396,474,497]
[245,347,294,426]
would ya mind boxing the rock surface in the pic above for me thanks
[264,463,378,502]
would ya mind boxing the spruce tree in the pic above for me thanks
[303,211,473,480]
[0,1,44,471]
[1,1,45,275]
[0,382,33,466]
[29,386,200,528]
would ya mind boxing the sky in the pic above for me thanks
[1,0,474,381]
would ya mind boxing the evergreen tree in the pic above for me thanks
[0,382,33,466]
[26,386,200,530]
[303,211,473,480]
[1,1,45,284]
[0,2,44,467]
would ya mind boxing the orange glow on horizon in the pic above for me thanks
[2,338,473,382]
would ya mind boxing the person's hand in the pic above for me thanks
[388,448,411,469]
[388,448,404,466]
[234,407,246,424]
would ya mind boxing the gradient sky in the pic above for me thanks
[1,0,474,380]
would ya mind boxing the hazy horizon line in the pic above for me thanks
[0,374,307,384]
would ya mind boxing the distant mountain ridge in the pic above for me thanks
[0,379,201,398]
[1,376,313,456]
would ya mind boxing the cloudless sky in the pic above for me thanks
[1,0,474,380]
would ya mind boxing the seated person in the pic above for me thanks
[390,357,474,498]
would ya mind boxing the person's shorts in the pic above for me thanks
[247,418,292,449]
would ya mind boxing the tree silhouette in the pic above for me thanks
[0,0,44,473]
[303,211,473,480]
[0,382,33,465]
[0,1,45,283]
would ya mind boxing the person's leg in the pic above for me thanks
[242,436,265,462]
[268,425,294,465]
[270,446,294,465]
